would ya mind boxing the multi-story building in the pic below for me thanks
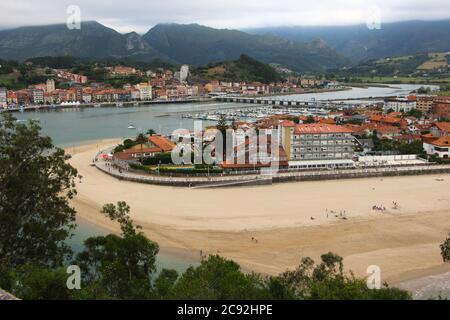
[0,87,7,108]
[384,97,417,113]
[433,100,450,119]
[32,89,44,104]
[281,123,355,162]
[416,96,434,114]
[136,83,152,101]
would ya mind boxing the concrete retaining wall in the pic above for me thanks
[97,164,450,188]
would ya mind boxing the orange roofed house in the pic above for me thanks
[114,135,176,162]
[423,136,450,159]
[424,122,450,159]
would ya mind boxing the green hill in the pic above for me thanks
[191,54,282,83]
[143,23,348,73]
[0,21,165,61]
[335,52,450,78]
[246,19,450,62]
[0,22,348,73]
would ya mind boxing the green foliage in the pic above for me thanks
[304,115,316,124]
[0,113,78,269]
[25,56,78,69]
[114,138,139,153]
[428,154,444,164]
[192,54,282,84]
[4,265,72,300]
[416,86,431,94]
[74,202,159,299]
[141,153,173,166]
[372,134,426,157]
[135,133,148,145]
[441,235,450,263]
[153,269,179,299]
[405,108,423,118]
[274,253,411,300]
[144,23,347,73]
[146,129,156,136]
[336,53,430,78]
[168,255,269,300]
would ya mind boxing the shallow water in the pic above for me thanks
[68,218,200,274]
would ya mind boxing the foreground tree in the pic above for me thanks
[74,202,160,299]
[274,252,411,300]
[0,114,78,269]
[441,234,450,263]
[168,255,269,300]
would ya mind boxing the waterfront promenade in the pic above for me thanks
[0,98,212,113]
[94,149,450,188]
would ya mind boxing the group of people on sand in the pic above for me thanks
[251,237,259,244]
[372,205,386,212]
[323,209,348,220]
[372,201,400,212]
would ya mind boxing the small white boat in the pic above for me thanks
[128,124,136,130]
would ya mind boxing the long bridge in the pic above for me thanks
[214,96,326,108]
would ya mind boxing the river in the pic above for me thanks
[11,84,433,272]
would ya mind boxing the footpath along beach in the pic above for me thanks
[67,140,450,294]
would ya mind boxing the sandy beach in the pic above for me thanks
[67,140,450,286]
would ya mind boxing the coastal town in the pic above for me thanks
[2,61,449,177]
[3,0,450,304]
[0,62,342,110]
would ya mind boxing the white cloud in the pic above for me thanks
[0,0,449,33]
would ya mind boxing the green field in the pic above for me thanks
[0,74,15,87]
[355,76,450,85]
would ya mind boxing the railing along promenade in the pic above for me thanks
[93,151,450,188]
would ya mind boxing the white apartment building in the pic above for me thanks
[384,97,417,113]
[33,89,44,104]
[280,122,355,165]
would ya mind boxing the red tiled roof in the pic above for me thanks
[279,120,296,127]
[434,122,450,133]
[148,135,176,152]
[430,136,450,147]
[294,124,354,134]
[318,118,336,124]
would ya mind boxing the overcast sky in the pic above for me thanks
[1,0,449,33]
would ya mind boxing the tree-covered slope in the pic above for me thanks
[191,54,282,83]
[143,23,349,73]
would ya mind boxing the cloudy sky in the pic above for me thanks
[1,0,449,33]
